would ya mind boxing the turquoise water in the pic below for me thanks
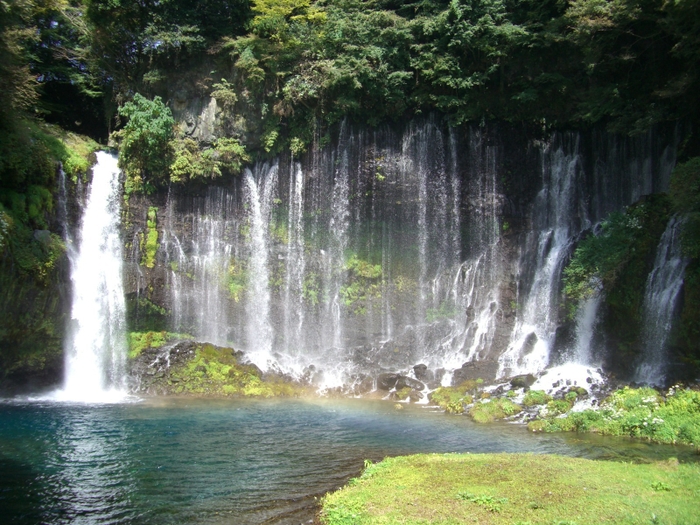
[0,397,693,524]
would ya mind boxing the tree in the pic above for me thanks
[113,93,175,193]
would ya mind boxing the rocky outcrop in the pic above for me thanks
[128,340,308,397]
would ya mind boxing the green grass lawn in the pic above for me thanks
[320,453,700,525]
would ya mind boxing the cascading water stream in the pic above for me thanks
[243,165,278,369]
[58,152,127,402]
[498,138,583,378]
[283,161,306,359]
[635,215,689,385]
[570,292,603,366]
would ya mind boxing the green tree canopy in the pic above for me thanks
[114,93,175,193]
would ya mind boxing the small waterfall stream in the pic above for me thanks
[243,165,277,369]
[498,137,584,377]
[635,215,689,385]
[59,152,127,402]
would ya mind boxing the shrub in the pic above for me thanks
[430,386,472,412]
[545,399,573,416]
[113,93,175,193]
[469,398,522,423]
[531,387,700,446]
[522,389,552,407]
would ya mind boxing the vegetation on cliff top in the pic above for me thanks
[320,453,700,525]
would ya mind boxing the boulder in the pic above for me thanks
[396,375,425,391]
[353,375,375,395]
[377,373,400,390]
[509,374,537,389]
[451,360,498,385]
[413,363,428,380]
[377,373,426,392]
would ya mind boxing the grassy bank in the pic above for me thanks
[320,453,700,525]
[529,387,700,448]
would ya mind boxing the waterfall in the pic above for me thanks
[244,165,278,369]
[142,121,679,389]
[163,186,241,346]
[328,128,351,351]
[571,292,603,366]
[635,215,689,385]
[283,162,306,358]
[438,128,502,373]
[498,137,584,377]
[59,152,127,402]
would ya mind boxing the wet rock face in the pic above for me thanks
[376,372,426,391]
[119,120,681,392]
[452,361,499,386]
[509,374,537,389]
[377,373,400,391]
[413,363,428,380]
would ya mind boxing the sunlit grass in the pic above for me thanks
[320,453,700,525]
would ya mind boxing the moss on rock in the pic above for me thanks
[129,339,309,398]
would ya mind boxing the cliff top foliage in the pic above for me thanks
[1,0,699,180]
[4,0,700,144]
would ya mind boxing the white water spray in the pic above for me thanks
[570,292,602,366]
[59,152,127,402]
[283,162,306,356]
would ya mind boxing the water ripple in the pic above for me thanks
[1,397,695,524]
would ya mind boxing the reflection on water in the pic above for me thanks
[52,408,135,524]
[0,398,696,524]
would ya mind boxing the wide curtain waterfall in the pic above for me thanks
[131,121,677,388]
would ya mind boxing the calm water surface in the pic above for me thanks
[0,397,694,524]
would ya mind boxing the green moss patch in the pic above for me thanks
[522,389,552,407]
[320,453,700,525]
[30,121,100,181]
[429,380,483,414]
[130,339,309,398]
[140,206,159,268]
[128,331,191,358]
[469,397,522,423]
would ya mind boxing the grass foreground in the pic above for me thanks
[319,453,700,525]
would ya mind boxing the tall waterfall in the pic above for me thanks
[60,152,127,402]
[137,121,678,388]
[635,215,689,385]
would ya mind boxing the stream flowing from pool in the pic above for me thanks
[0,397,694,525]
